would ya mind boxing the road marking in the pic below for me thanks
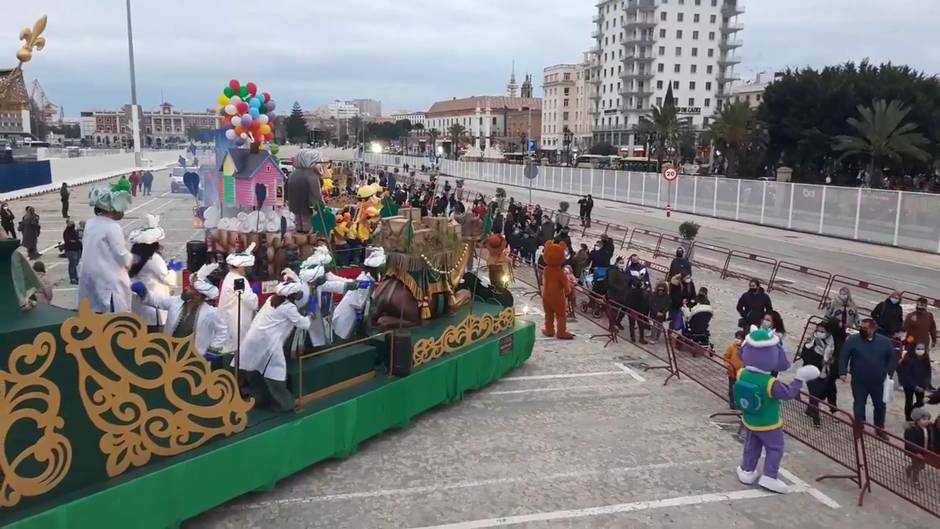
[777,468,840,509]
[229,457,739,510]
[615,362,647,382]
[39,242,61,255]
[486,383,628,396]
[125,197,159,214]
[501,370,626,382]
[408,487,809,529]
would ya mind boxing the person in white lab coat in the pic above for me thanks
[128,214,172,331]
[332,247,384,341]
[237,276,311,411]
[130,263,228,361]
[217,243,259,355]
[297,246,358,347]
[78,180,133,313]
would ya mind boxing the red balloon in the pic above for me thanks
[246,82,257,96]
[265,133,273,141]
[228,79,240,90]
[236,102,249,114]
[221,116,231,127]
[251,120,261,130]
[234,126,245,135]
[262,92,271,103]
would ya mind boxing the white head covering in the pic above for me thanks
[299,246,333,284]
[293,149,322,169]
[192,263,219,300]
[226,242,256,268]
[128,214,165,245]
[363,247,387,268]
[275,281,302,297]
[89,180,132,213]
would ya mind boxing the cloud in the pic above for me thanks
[2,0,937,118]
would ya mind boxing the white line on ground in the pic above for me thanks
[778,468,840,509]
[125,197,159,214]
[228,457,740,510]
[408,487,810,529]
[486,383,628,396]
[614,362,647,382]
[500,370,626,382]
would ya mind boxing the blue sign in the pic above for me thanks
[527,139,537,153]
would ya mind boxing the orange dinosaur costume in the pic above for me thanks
[541,241,574,339]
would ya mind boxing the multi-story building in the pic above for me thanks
[389,111,427,127]
[79,103,219,147]
[590,0,743,151]
[0,68,31,138]
[349,98,381,118]
[728,71,780,108]
[425,95,542,151]
[541,60,594,157]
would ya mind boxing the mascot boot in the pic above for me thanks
[733,328,819,493]
[541,241,574,340]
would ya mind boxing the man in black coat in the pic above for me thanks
[624,279,651,343]
[606,258,630,330]
[839,319,898,429]
[736,279,774,330]
[871,292,904,337]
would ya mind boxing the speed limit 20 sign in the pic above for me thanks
[662,166,678,182]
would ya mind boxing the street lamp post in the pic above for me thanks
[125,0,142,167]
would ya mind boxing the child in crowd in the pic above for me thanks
[722,330,746,409]
[563,264,579,321]
[903,408,935,488]
[32,260,53,305]
[898,342,932,422]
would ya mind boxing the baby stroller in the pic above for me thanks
[580,267,608,318]
[683,311,713,351]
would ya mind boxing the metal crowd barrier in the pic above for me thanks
[689,240,733,274]
[769,261,833,305]
[721,250,779,286]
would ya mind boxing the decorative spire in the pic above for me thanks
[507,60,519,97]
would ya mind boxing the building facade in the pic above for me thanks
[590,0,743,150]
[0,68,31,137]
[349,98,381,118]
[728,71,780,108]
[389,111,427,127]
[426,96,542,151]
[79,103,219,147]
[541,62,594,156]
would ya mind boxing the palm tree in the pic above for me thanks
[428,128,440,155]
[640,102,681,170]
[832,99,930,185]
[447,123,467,158]
[711,101,768,178]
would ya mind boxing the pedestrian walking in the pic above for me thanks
[60,182,70,218]
[903,297,937,352]
[128,171,140,197]
[577,195,588,226]
[899,343,931,421]
[801,322,836,426]
[839,319,898,429]
[624,280,651,344]
[142,170,154,196]
[583,194,594,227]
[723,330,746,409]
[0,202,15,238]
[872,291,904,337]
[668,247,692,278]
[736,278,773,330]
[62,220,82,285]
[18,206,41,259]
[648,281,671,343]
[823,287,860,331]
[903,408,934,489]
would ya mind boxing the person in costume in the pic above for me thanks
[733,328,820,493]
[217,243,260,355]
[78,180,133,313]
[287,149,324,233]
[541,241,574,340]
[332,213,351,266]
[237,273,311,411]
[332,247,384,341]
[131,263,229,360]
[128,214,171,332]
[297,246,357,347]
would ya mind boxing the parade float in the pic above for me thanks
[0,70,534,529]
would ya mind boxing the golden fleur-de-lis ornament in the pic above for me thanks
[16,15,47,65]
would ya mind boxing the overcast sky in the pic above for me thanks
[3,0,938,118]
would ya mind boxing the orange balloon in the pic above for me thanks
[234,126,245,135]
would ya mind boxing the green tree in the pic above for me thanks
[711,101,768,178]
[428,127,440,154]
[641,100,681,170]
[349,115,363,145]
[447,123,467,157]
[588,141,618,156]
[285,101,310,144]
[832,99,930,185]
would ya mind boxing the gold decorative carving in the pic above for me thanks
[0,333,71,507]
[412,308,515,368]
[60,300,253,478]
[16,15,47,64]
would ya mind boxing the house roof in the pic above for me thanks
[0,68,29,106]
[225,148,277,179]
[427,96,542,116]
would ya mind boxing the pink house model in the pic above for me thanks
[219,148,284,208]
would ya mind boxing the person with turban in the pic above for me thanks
[332,247,384,341]
[286,149,324,233]
[237,270,312,411]
[79,179,134,313]
[128,214,171,332]
[297,246,358,347]
[217,243,260,355]
[131,263,229,361]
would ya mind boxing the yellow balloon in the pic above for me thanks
[218,94,229,105]
[260,124,272,135]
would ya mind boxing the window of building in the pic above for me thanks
[657,63,665,72]
[660,11,667,21]
[659,28,667,38]
[691,64,697,73]
[674,80,680,89]
[675,46,682,56]
[659,45,666,55]
[706,65,713,74]
[692,48,698,57]
[674,63,681,73]
[704,98,711,107]
[689,81,696,90]
[564,87,570,95]
[564,98,569,107]
[657,80,664,89]
[676,30,683,39]
[677,13,684,22]
[693,30,700,40]
[688,97,695,106]
[756,94,762,101]
[707,48,714,57]
[712,0,717,5]
[710,14,717,23]
[563,112,569,120]
[694,14,700,23]
[709,31,715,40]
[705,81,712,90]
[695,0,701,5]
[656,96,663,106]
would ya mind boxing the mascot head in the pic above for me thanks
[486,234,507,256]
[543,240,567,267]
[740,328,790,374]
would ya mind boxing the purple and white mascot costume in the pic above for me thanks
[733,328,819,493]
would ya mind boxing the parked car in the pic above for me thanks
[279,159,293,176]
[170,167,187,193]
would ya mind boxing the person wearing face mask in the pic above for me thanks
[626,253,651,290]
[898,343,932,421]
[723,330,747,409]
[872,291,904,338]
[823,287,859,330]
[839,318,898,430]
[903,297,937,352]
[801,324,836,426]
[761,310,786,341]
[736,279,773,331]
[668,247,692,279]
[606,257,631,330]
[649,281,671,343]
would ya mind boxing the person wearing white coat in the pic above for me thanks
[128,215,172,330]
[78,182,133,313]
[332,247,384,340]
[217,243,259,354]
[296,247,357,347]
[237,277,311,411]
[131,263,228,359]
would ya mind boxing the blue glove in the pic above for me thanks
[358,280,374,289]
[250,284,261,295]
[130,282,148,298]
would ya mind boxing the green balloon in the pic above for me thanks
[259,103,267,114]
[223,86,235,97]
[239,86,249,98]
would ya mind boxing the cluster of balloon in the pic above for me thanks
[217,79,277,147]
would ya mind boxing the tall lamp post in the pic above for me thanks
[125,0,142,166]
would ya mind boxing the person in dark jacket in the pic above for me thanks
[571,244,590,280]
[588,239,613,270]
[624,280,651,343]
[62,220,82,284]
[19,206,41,259]
[538,216,555,245]
[839,318,898,429]
[60,183,70,218]
[606,257,630,330]
[872,292,904,337]
[668,272,696,331]
[668,247,692,278]
[899,343,932,421]
[627,253,651,290]
[736,278,773,330]
[648,281,671,343]
[903,408,934,488]
[0,202,15,238]
[801,321,837,426]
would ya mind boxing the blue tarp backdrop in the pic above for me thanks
[0,161,52,193]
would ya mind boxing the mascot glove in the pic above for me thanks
[795,365,821,382]
[130,282,148,298]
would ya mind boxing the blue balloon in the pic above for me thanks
[235,138,246,146]
[241,114,253,128]
[249,107,260,118]
[250,97,261,108]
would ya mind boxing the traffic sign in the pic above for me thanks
[662,166,678,182]
[527,139,537,153]
[523,163,539,180]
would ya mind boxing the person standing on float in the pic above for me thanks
[217,243,260,355]
[78,180,133,313]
